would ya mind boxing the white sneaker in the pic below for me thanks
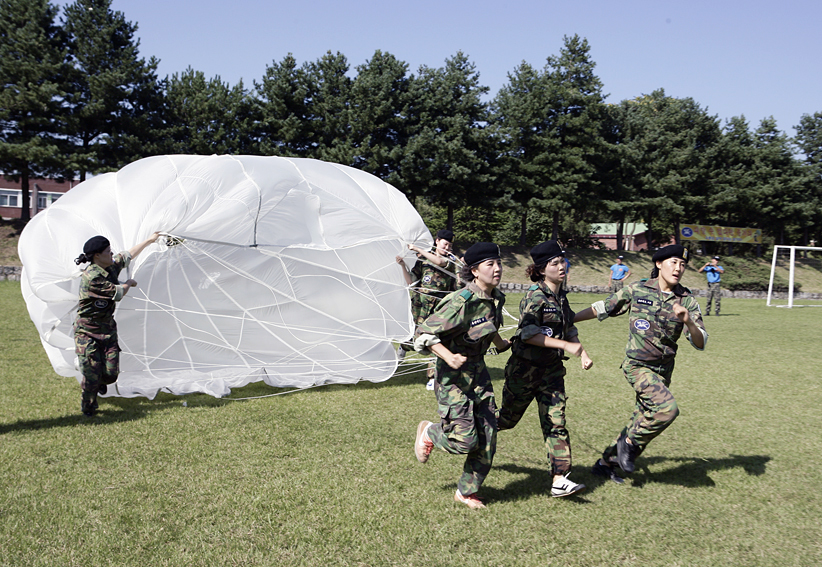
[425,378,435,390]
[454,489,486,509]
[551,474,586,498]
[396,345,406,361]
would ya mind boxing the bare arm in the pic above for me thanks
[409,244,448,267]
[574,307,597,322]
[396,255,412,285]
[128,232,162,260]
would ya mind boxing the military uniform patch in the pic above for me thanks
[636,298,653,306]
[540,326,554,337]
[634,319,651,331]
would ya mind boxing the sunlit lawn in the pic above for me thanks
[1,280,821,566]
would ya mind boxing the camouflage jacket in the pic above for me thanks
[414,282,505,362]
[591,278,706,364]
[411,249,458,298]
[74,252,132,339]
[511,281,579,365]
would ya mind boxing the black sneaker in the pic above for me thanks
[591,459,625,484]
[97,383,107,395]
[617,434,640,474]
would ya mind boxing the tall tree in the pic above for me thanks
[348,50,412,188]
[62,0,161,180]
[403,52,492,227]
[490,61,553,245]
[254,54,312,157]
[540,34,610,241]
[0,0,68,221]
[161,68,257,155]
[306,51,353,164]
[753,117,810,245]
[615,89,720,247]
[793,112,822,246]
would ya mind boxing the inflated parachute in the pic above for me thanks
[19,155,430,399]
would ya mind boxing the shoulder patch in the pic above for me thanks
[528,284,539,291]
[459,289,473,300]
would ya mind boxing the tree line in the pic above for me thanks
[2,0,821,253]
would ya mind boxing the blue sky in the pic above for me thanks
[54,0,819,135]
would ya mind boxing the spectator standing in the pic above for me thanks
[608,255,632,293]
[698,256,724,316]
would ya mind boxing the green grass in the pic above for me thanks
[2,279,822,566]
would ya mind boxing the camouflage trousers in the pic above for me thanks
[707,282,721,315]
[499,355,571,476]
[75,333,120,412]
[427,364,497,496]
[602,359,679,463]
[610,279,625,293]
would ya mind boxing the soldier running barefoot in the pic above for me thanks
[412,242,511,509]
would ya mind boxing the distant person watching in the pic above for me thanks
[698,256,724,316]
[608,255,632,292]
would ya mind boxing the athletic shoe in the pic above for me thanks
[97,383,107,395]
[591,459,625,484]
[454,489,486,509]
[396,345,406,361]
[415,421,434,463]
[617,434,640,474]
[551,474,586,498]
[425,378,435,390]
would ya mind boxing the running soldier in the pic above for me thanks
[575,244,707,481]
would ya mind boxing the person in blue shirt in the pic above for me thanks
[698,256,724,315]
[607,255,632,293]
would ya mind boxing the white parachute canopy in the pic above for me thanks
[19,155,431,399]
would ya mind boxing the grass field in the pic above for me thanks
[2,280,822,566]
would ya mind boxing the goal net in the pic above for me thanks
[767,245,822,308]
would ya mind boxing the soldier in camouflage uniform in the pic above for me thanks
[396,230,459,388]
[575,244,707,480]
[498,240,593,498]
[73,233,161,416]
[412,242,511,509]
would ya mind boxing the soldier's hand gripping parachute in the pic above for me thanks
[19,155,430,399]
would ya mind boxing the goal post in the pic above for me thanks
[767,245,822,308]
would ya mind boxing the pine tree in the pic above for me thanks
[306,51,353,164]
[254,54,312,157]
[403,52,492,228]
[0,0,68,221]
[62,0,161,179]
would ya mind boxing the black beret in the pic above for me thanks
[652,244,689,264]
[530,240,564,266]
[83,235,110,256]
[617,255,624,259]
[713,256,721,260]
[436,229,454,242]
[464,242,500,267]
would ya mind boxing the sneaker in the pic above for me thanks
[551,474,586,498]
[617,434,640,474]
[425,378,435,390]
[97,383,107,395]
[454,489,486,509]
[415,421,434,463]
[591,459,625,484]
[396,345,406,361]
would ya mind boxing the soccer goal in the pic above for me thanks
[767,245,822,308]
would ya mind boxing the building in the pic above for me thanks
[0,177,76,220]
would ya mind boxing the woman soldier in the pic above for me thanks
[396,230,459,389]
[412,242,511,509]
[498,240,593,498]
[575,244,707,481]
[74,233,161,416]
